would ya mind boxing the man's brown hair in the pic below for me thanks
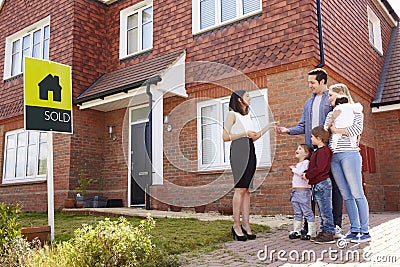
[311,126,330,144]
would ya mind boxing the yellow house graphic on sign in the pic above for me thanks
[24,57,73,133]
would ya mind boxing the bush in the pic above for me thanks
[27,216,179,267]
[0,202,33,267]
[0,202,22,247]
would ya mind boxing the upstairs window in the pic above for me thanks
[367,6,382,54]
[4,17,50,80]
[192,0,262,34]
[120,1,153,59]
[3,129,48,184]
[197,89,272,171]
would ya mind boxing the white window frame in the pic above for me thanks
[3,16,50,80]
[2,129,48,184]
[197,89,271,171]
[192,0,262,34]
[120,0,153,59]
[367,6,383,55]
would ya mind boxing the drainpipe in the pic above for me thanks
[316,0,325,68]
[145,75,162,210]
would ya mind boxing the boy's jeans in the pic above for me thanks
[331,151,369,233]
[312,178,334,234]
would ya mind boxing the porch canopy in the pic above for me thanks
[74,49,186,111]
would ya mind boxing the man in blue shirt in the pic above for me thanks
[277,68,343,239]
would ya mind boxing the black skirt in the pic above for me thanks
[230,137,256,188]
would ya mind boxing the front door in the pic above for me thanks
[130,122,150,206]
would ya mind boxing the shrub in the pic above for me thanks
[0,202,33,267]
[0,202,22,247]
[27,216,179,267]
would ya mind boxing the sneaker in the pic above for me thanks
[351,233,371,243]
[311,231,323,241]
[314,232,335,244]
[333,225,344,239]
[343,231,359,240]
[289,232,301,239]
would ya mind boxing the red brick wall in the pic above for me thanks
[322,0,393,98]
[372,110,400,211]
[103,0,318,75]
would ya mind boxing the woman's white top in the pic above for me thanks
[229,111,254,135]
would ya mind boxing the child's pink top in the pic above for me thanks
[292,160,311,188]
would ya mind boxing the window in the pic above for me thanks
[120,1,153,59]
[192,0,262,33]
[4,17,50,80]
[367,6,382,54]
[3,129,48,184]
[197,89,272,170]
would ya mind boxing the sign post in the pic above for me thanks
[24,57,73,242]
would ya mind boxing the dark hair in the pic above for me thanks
[308,68,328,84]
[299,144,313,160]
[335,95,349,106]
[311,126,330,144]
[229,90,249,115]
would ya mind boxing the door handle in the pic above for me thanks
[138,171,148,176]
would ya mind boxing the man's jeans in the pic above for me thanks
[331,152,369,233]
[312,178,334,234]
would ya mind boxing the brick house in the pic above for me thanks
[0,0,399,213]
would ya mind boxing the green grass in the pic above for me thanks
[18,212,270,255]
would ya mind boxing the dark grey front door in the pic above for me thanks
[130,122,150,206]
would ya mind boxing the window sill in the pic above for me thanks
[193,11,262,37]
[197,164,271,175]
[119,48,153,62]
[369,42,383,56]
[3,73,23,82]
[1,179,46,187]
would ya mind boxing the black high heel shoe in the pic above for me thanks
[231,227,247,241]
[241,225,256,240]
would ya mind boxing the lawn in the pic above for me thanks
[19,212,271,256]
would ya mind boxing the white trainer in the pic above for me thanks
[334,225,344,239]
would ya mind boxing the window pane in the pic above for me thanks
[12,40,20,53]
[43,40,49,60]
[28,132,38,144]
[6,135,15,149]
[17,132,27,147]
[221,0,236,22]
[44,25,50,40]
[16,147,25,178]
[127,28,138,54]
[26,145,37,176]
[130,106,149,123]
[369,20,374,44]
[201,123,218,165]
[142,7,152,24]
[201,105,218,125]
[11,40,20,76]
[200,0,216,29]
[243,0,260,14]
[142,21,152,50]
[38,143,47,175]
[5,149,16,179]
[22,35,30,50]
[33,29,41,58]
[127,13,138,29]
[40,132,47,143]
[21,35,31,72]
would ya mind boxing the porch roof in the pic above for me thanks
[372,24,400,109]
[75,50,185,105]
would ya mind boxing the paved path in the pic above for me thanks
[63,208,400,266]
[181,212,400,267]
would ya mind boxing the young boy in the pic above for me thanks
[302,126,335,244]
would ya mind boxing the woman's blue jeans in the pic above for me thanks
[331,151,369,233]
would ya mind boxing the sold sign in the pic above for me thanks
[24,57,73,134]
